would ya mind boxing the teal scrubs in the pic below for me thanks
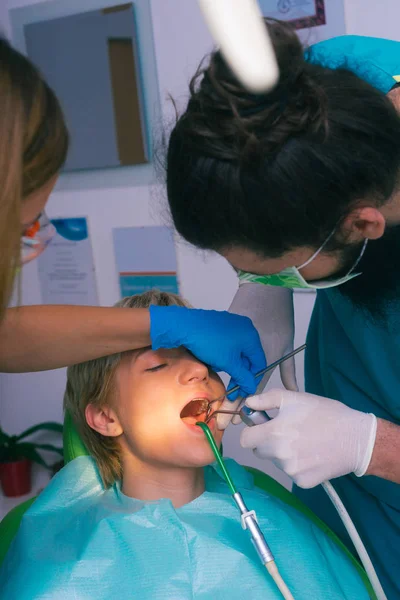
[295,36,400,600]
[296,290,400,599]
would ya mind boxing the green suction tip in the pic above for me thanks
[196,421,237,495]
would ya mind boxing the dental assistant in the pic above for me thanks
[166,23,400,598]
[0,38,265,396]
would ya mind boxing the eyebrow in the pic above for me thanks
[130,346,153,363]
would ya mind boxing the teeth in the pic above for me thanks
[180,399,209,419]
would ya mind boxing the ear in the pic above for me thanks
[85,404,123,437]
[388,86,400,112]
[341,207,386,242]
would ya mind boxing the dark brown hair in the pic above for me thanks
[166,20,400,258]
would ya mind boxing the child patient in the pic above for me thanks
[0,291,370,600]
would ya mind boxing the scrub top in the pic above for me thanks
[294,35,400,600]
[296,289,400,599]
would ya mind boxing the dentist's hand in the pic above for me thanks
[218,284,297,430]
[150,305,266,398]
[241,389,377,488]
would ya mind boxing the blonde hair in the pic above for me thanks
[0,38,68,320]
[64,290,191,488]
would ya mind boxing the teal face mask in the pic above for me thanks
[237,232,368,290]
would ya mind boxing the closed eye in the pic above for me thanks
[145,364,167,372]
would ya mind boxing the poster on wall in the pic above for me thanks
[38,217,98,305]
[258,0,326,29]
[113,226,179,297]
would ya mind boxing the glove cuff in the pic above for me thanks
[354,413,378,477]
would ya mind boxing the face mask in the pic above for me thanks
[236,229,368,290]
[21,212,56,265]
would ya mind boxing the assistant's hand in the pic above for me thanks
[241,389,377,488]
[149,305,266,398]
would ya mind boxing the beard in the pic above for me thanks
[337,224,400,321]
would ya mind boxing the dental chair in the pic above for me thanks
[0,412,375,598]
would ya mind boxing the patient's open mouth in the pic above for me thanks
[180,395,246,430]
[180,398,220,425]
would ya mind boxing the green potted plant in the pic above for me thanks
[0,422,63,497]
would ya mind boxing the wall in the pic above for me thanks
[0,0,318,490]
[0,1,10,35]
[344,0,400,40]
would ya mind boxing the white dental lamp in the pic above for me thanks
[197,0,279,94]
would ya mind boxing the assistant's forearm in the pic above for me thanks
[366,418,400,483]
[0,305,151,372]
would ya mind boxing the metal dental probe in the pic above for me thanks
[207,344,306,425]
[227,344,306,398]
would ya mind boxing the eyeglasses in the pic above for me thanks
[21,212,56,264]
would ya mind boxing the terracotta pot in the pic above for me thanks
[0,458,32,497]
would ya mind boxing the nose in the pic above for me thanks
[178,357,210,385]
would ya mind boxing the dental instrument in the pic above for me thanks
[196,421,294,600]
[185,342,385,597]
[198,340,385,598]
[215,409,385,600]
[197,0,279,94]
[206,345,307,425]
[226,344,307,399]
[207,404,271,426]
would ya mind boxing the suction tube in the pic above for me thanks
[197,422,295,599]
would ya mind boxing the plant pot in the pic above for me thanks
[0,458,32,497]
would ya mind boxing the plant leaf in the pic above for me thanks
[0,428,10,444]
[5,443,49,468]
[33,443,63,456]
[15,422,63,442]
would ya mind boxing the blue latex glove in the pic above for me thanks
[149,305,266,397]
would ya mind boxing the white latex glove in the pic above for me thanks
[241,389,377,489]
[218,284,297,430]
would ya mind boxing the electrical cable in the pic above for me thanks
[322,481,386,600]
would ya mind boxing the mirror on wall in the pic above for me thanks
[24,3,148,172]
